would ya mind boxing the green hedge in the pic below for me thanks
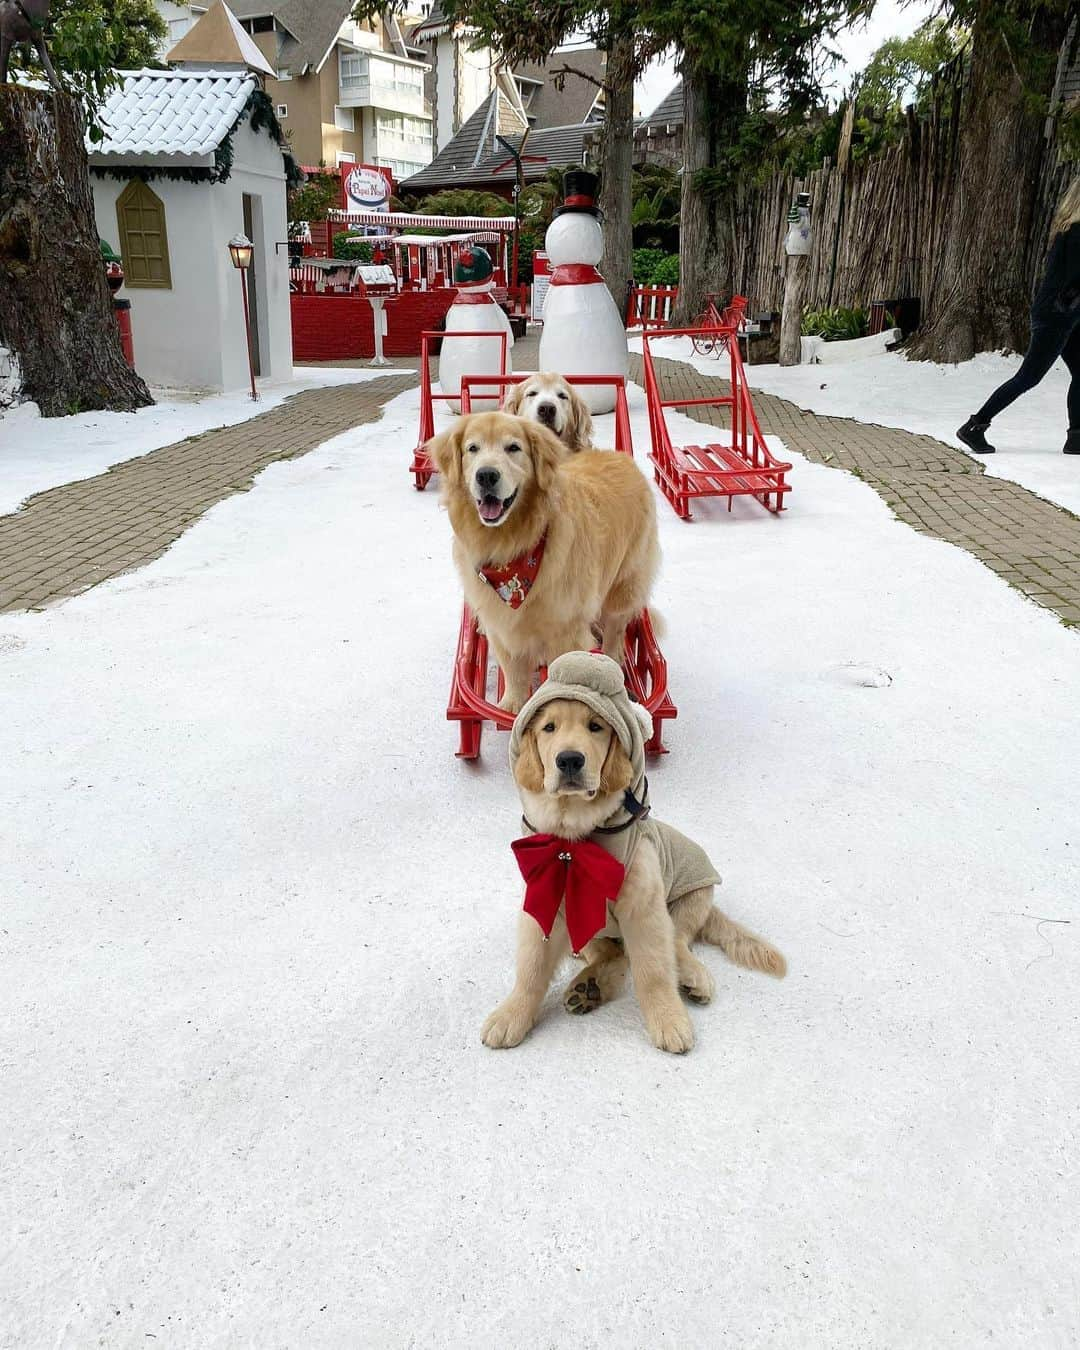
[633,248,679,286]
[332,233,374,263]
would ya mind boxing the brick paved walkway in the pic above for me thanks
[630,352,1080,627]
[0,374,413,613]
[6,338,1080,626]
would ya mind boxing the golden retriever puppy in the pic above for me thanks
[503,372,594,451]
[429,413,658,713]
[481,654,786,1054]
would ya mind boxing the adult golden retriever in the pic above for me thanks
[502,372,594,451]
[482,697,787,1053]
[428,412,658,712]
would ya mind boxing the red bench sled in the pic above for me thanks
[641,325,792,520]
[441,373,677,759]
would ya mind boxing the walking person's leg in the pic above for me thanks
[1060,321,1080,453]
[958,318,1071,453]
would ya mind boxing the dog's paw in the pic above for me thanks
[645,1005,695,1054]
[481,1000,534,1049]
[564,976,602,1015]
[679,959,715,1005]
[497,690,525,715]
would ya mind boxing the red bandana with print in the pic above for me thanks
[477,533,547,609]
[512,833,626,955]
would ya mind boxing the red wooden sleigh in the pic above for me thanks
[439,373,677,759]
[641,325,792,520]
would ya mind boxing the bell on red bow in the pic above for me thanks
[512,834,626,955]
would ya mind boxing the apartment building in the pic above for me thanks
[158,1,434,179]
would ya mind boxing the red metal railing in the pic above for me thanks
[642,324,792,519]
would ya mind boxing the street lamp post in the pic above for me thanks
[228,233,258,401]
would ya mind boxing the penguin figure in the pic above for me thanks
[439,246,515,413]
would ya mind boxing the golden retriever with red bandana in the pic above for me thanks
[428,412,658,713]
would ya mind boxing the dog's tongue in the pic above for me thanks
[478,495,504,522]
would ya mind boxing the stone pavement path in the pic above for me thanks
[629,352,1080,627]
[5,339,1080,627]
[0,374,413,614]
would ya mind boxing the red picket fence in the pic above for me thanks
[626,285,678,331]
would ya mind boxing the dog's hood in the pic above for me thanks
[508,652,653,819]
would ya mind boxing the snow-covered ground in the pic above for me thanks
[2,381,1078,1348]
[0,366,387,517]
[633,334,1080,516]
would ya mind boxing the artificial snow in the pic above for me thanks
[0,365,388,518]
[633,334,1080,517]
[800,328,901,364]
[1,378,1078,1346]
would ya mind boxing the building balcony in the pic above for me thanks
[339,50,431,119]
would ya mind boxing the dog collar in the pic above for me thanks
[520,782,650,841]
[477,532,547,609]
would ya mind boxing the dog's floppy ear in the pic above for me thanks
[599,731,634,795]
[514,724,545,793]
[502,380,525,415]
[524,420,565,492]
[565,386,594,452]
[427,420,464,488]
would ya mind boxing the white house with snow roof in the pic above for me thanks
[88,66,293,393]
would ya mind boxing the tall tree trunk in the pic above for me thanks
[908,2,1069,362]
[598,30,635,316]
[779,253,808,365]
[670,64,742,326]
[0,86,152,416]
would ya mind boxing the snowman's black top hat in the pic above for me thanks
[553,169,600,218]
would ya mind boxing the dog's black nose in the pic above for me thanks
[537,402,556,424]
[555,750,586,776]
[475,466,500,492]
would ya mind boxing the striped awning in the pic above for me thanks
[330,211,518,231]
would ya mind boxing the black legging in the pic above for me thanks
[976,313,1080,426]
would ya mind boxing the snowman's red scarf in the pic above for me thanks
[476,533,547,609]
[550,263,604,286]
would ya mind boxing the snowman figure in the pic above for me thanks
[439,245,514,413]
[538,170,628,415]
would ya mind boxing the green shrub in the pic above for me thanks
[632,248,666,283]
[289,172,339,228]
[332,233,374,263]
[633,248,679,285]
[802,305,870,341]
[650,253,680,287]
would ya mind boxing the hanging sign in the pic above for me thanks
[345,164,394,215]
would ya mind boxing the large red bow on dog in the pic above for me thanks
[511,834,626,955]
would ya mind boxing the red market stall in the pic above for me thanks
[290,211,525,361]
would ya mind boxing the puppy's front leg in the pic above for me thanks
[489,637,532,714]
[618,847,694,1053]
[482,913,569,1048]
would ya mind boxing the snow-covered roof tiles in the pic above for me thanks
[90,68,257,161]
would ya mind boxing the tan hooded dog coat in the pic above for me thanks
[508,652,721,908]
